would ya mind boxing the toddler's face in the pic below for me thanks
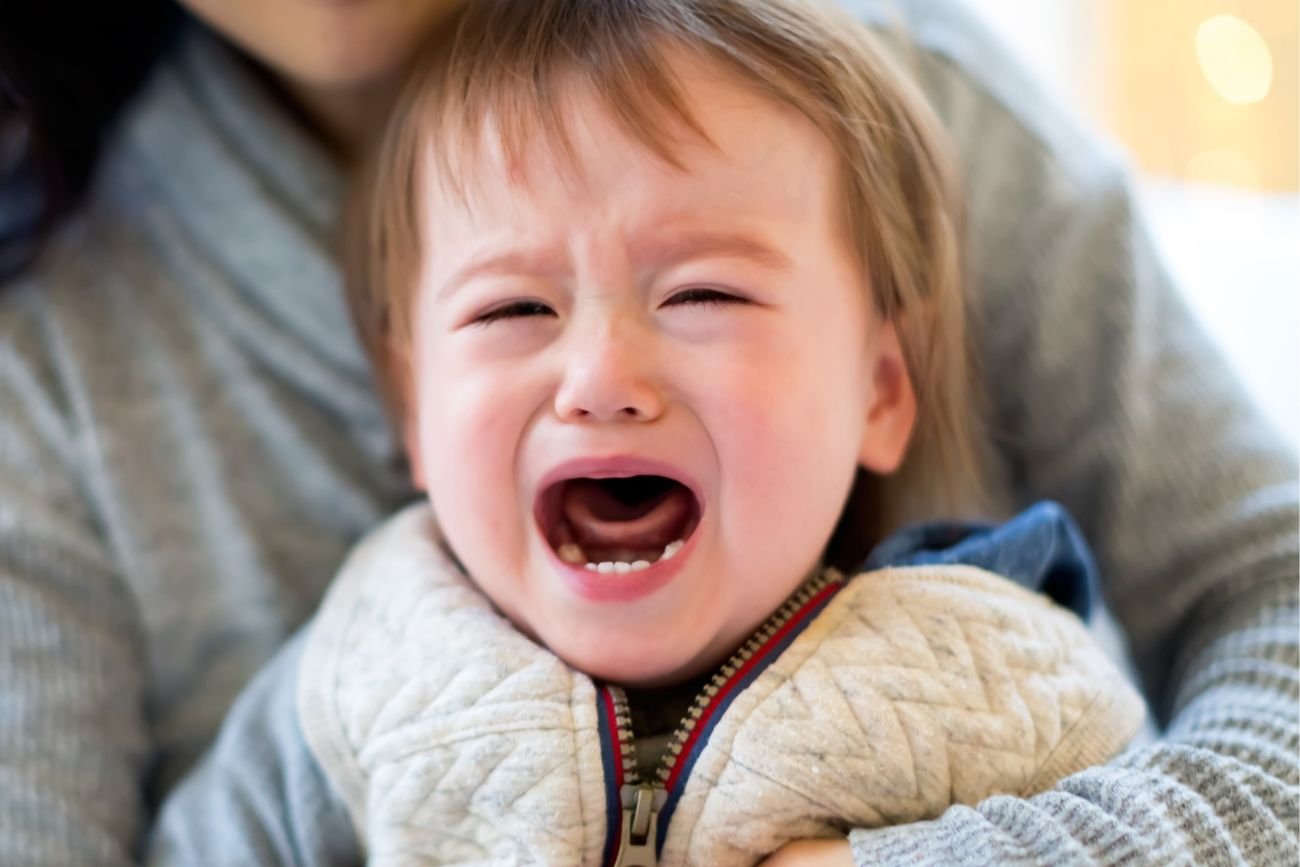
[405,54,914,685]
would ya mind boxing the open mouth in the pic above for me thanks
[536,474,702,574]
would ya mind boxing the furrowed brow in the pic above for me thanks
[435,231,791,300]
[637,231,793,273]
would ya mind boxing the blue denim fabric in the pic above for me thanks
[862,501,1097,621]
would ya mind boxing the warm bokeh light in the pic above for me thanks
[1196,14,1275,104]
[1105,1,1295,191]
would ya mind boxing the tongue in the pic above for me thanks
[562,479,692,550]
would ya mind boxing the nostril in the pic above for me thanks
[553,363,664,422]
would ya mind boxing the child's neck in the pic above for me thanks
[615,561,835,781]
[625,673,713,737]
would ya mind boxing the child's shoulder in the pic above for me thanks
[862,501,1096,619]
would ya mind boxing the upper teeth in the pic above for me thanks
[570,538,686,573]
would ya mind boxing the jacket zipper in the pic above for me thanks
[606,567,844,867]
[607,686,664,867]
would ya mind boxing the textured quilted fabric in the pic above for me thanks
[298,504,1145,866]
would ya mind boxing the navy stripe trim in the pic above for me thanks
[597,687,623,867]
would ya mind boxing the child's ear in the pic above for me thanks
[858,320,917,475]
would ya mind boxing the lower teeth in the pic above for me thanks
[562,538,686,573]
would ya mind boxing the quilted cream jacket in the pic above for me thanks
[298,505,1145,866]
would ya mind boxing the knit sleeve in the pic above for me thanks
[0,284,151,866]
[848,584,1298,865]
[146,629,362,867]
[846,4,1299,863]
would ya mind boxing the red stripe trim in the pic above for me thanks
[600,686,625,790]
[664,582,841,789]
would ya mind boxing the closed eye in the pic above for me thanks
[472,300,557,327]
[662,287,747,308]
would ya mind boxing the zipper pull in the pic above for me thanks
[614,784,666,867]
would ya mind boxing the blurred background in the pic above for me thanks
[964,0,1298,444]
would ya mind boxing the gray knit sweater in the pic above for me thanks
[1,1,1295,865]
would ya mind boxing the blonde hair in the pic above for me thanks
[346,0,989,561]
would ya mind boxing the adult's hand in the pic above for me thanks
[759,838,855,867]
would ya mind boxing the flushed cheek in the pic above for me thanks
[702,383,860,562]
[420,380,534,555]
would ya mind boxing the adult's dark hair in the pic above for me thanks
[0,2,182,282]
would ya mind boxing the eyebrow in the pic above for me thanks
[436,230,793,300]
[436,247,569,301]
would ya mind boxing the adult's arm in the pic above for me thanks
[146,630,361,867]
[0,283,150,865]
[0,275,352,867]
[846,2,1298,864]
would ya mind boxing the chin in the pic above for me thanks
[545,629,714,688]
[289,47,407,91]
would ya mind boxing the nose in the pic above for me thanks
[553,313,665,423]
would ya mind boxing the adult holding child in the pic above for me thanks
[0,1,1295,865]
